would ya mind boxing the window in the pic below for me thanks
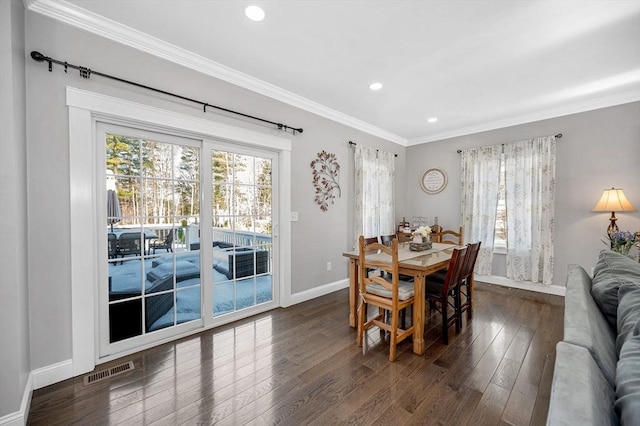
[494,155,507,250]
[460,136,556,284]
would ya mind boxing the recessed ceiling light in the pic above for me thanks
[427,117,438,123]
[369,82,383,91]
[245,5,265,22]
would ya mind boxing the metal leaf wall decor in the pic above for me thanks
[311,150,341,211]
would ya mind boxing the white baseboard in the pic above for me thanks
[288,278,349,305]
[476,274,566,296]
[32,359,74,390]
[0,372,33,426]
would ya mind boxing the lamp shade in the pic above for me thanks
[592,188,637,212]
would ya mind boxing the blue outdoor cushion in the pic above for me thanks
[146,260,200,282]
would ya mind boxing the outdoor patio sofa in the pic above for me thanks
[108,241,270,341]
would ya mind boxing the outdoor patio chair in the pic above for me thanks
[117,232,142,263]
[150,229,174,254]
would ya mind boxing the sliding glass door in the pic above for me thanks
[208,145,275,319]
[99,124,278,357]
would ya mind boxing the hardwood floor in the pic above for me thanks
[27,282,564,425]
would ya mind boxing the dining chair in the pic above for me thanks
[434,226,464,245]
[357,236,415,361]
[380,233,397,247]
[457,241,481,327]
[424,246,467,345]
[427,241,481,329]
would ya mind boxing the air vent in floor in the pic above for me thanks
[83,361,134,385]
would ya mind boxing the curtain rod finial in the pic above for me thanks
[30,51,46,62]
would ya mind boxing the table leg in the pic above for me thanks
[349,258,358,328]
[412,272,425,355]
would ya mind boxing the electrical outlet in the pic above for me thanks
[326,261,332,271]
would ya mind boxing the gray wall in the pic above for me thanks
[0,0,31,418]
[24,11,406,371]
[406,102,640,286]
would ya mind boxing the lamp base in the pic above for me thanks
[607,212,619,248]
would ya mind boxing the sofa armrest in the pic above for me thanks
[547,342,617,426]
[563,264,617,387]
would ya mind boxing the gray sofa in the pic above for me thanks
[547,250,640,425]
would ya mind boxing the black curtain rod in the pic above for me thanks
[456,133,562,153]
[30,51,303,135]
[348,140,398,157]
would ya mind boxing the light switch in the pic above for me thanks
[291,211,299,221]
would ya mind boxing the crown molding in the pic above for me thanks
[27,0,408,146]
[408,89,640,145]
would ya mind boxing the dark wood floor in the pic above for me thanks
[28,282,564,426]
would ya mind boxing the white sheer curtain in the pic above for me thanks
[354,145,395,246]
[460,145,502,275]
[377,151,396,236]
[504,136,556,285]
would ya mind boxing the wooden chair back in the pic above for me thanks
[380,233,397,247]
[359,236,399,297]
[460,241,481,283]
[440,246,468,297]
[434,226,464,245]
[458,241,481,323]
[363,236,378,247]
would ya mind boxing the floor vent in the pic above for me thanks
[83,361,134,385]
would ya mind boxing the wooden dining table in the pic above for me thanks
[342,242,462,355]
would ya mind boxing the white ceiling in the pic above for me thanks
[28,0,640,145]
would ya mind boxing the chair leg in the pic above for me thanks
[454,287,462,332]
[466,283,473,320]
[441,299,449,345]
[357,302,366,347]
[389,308,397,361]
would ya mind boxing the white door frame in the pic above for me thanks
[68,87,292,373]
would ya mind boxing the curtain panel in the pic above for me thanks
[504,136,556,285]
[460,145,502,275]
[354,145,395,247]
[377,151,396,236]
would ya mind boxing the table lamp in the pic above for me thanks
[592,188,637,240]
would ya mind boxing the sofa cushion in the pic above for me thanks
[616,283,640,356]
[615,333,640,426]
[366,277,415,300]
[563,264,617,387]
[546,342,617,426]
[146,260,200,282]
[591,250,640,330]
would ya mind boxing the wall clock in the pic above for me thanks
[420,168,447,194]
